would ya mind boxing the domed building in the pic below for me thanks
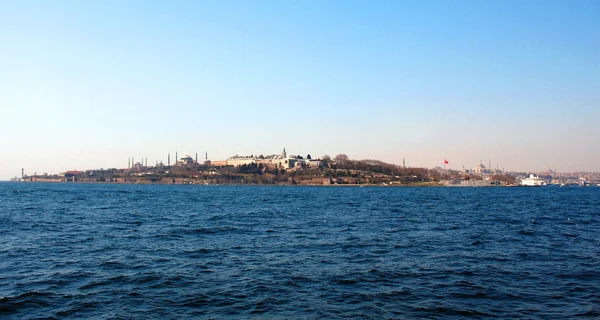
[178,154,195,166]
[472,162,489,175]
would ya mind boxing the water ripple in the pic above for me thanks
[1,183,599,318]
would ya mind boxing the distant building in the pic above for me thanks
[472,162,488,175]
[177,155,195,166]
[470,161,502,175]
[212,148,305,170]
[471,163,487,174]
[61,170,83,182]
[307,160,322,168]
[208,160,227,167]
[293,158,322,169]
[227,155,259,167]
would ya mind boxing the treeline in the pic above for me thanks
[236,163,285,175]
[324,154,430,181]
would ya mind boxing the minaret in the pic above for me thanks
[176,152,178,166]
[195,153,198,164]
[21,168,24,179]
[403,158,406,169]
[205,151,207,160]
[145,157,147,167]
[168,153,170,166]
[282,147,287,158]
[128,157,130,168]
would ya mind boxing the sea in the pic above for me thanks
[1,182,599,319]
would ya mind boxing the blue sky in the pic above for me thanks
[1,0,599,179]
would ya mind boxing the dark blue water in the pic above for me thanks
[1,183,599,319]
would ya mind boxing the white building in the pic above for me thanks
[224,148,296,169]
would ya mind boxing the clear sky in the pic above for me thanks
[1,0,599,179]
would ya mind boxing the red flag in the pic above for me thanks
[444,159,449,165]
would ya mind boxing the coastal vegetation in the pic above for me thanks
[17,154,517,186]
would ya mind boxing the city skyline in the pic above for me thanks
[5,147,592,179]
[1,0,599,180]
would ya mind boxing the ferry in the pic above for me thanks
[520,174,546,187]
[579,180,591,187]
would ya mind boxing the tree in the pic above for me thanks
[322,155,331,161]
[334,154,349,164]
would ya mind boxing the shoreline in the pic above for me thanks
[8,180,503,187]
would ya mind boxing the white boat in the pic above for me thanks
[520,174,546,187]
[579,180,590,187]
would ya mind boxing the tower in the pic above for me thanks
[282,147,287,158]
[128,157,130,168]
[205,151,207,160]
[21,168,24,179]
[145,157,147,167]
[403,158,406,169]
[176,152,178,165]
[168,153,170,166]
[196,153,198,164]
